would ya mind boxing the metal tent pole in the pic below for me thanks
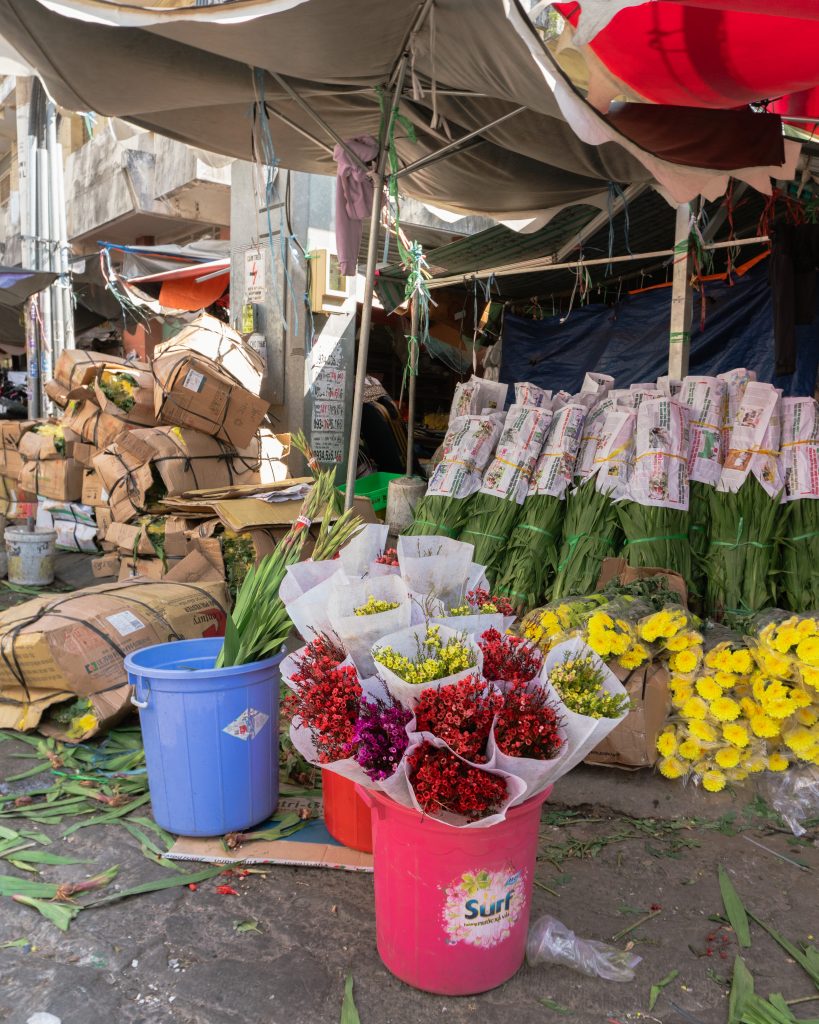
[46,99,65,388]
[37,145,52,411]
[405,297,419,477]
[25,132,40,419]
[343,55,411,510]
[668,203,694,378]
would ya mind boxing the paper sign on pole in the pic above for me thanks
[244,247,266,302]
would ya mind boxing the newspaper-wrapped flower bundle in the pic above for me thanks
[617,397,692,591]
[705,382,784,626]
[457,404,553,580]
[779,397,819,613]
[494,403,587,611]
[404,413,502,538]
[551,407,635,600]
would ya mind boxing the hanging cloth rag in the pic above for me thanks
[333,135,379,276]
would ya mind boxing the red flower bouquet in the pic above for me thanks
[478,628,542,685]
[495,683,563,761]
[408,741,508,821]
[284,662,362,763]
[413,675,502,762]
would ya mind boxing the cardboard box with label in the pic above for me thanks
[81,469,109,508]
[152,350,269,449]
[19,458,84,502]
[0,562,230,738]
[154,314,264,396]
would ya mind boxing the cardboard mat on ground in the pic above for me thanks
[0,553,229,738]
[166,804,373,872]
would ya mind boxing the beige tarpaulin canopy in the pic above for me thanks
[0,0,799,220]
[0,0,801,504]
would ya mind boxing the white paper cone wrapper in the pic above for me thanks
[377,730,528,829]
[328,575,412,677]
[289,718,380,790]
[281,560,345,640]
[429,612,515,636]
[538,637,629,772]
[367,560,401,578]
[338,523,389,578]
[397,535,475,606]
[466,562,490,592]
[371,622,483,709]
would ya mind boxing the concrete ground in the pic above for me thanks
[0,555,817,1024]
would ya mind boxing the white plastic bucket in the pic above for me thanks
[386,477,426,532]
[5,527,57,586]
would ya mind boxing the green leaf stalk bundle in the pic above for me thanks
[551,478,622,600]
[704,477,782,628]
[778,397,819,613]
[216,471,362,668]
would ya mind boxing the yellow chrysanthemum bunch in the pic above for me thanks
[658,629,819,792]
[638,607,690,644]
[754,615,819,689]
[521,596,607,652]
[584,610,650,672]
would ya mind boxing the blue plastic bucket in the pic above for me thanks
[125,638,283,837]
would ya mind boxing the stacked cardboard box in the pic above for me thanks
[7,314,288,569]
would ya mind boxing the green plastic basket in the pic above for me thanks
[337,472,402,513]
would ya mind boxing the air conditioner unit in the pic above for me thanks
[309,249,350,313]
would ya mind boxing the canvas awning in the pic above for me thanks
[0,0,801,224]
[0,267,58,352]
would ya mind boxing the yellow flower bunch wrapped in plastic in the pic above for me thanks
[754,614,819,690]
[584,610,651,672]
[521,595,607,652]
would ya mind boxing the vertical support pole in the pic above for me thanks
[405,298,419,477]
[669,202,693,380]
[37,145,52,411]
[23,124,41,419]
[46,100,65,392]
[344,55,410,510]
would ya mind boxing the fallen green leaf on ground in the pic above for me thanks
[83,866,223,908]
[748,912,819,989]
[540,997,571,1014]
[719,865,752,948]
[12,896,78,932]
[0,937,29,949]
[649,968,679,1010]
[234,919,262,933]
[340,974,360,1024]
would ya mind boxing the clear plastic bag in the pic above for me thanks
[762,764,819,837]
[526,915,641,982]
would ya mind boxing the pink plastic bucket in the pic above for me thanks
[358,785,552,995]
[322,770,373,853]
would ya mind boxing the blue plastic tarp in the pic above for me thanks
[500,263,819,397]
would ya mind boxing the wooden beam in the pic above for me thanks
[668,203,693,379]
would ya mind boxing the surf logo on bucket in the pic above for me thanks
[223,708,269,741]
[442,865,526,947]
